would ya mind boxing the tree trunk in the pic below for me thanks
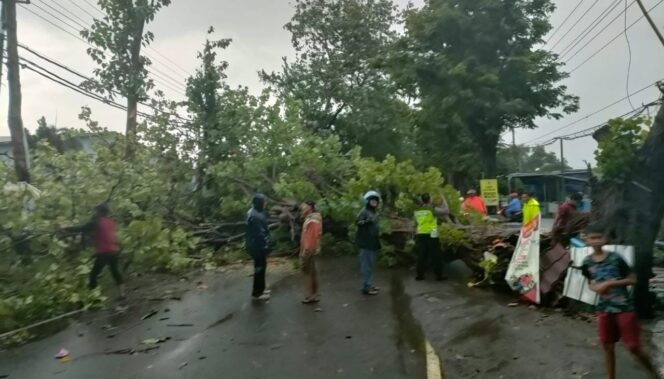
[125,11,146,158]
[594,98,664,319]
[479,139,498,179]
[5,0,29,182]
[125,94,138,158]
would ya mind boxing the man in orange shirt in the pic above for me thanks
[300,201,323,304]
[462,189,488,216]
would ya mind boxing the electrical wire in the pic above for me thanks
[66,0,98,20]
[61,0,192,77]
[568,0,664,73]
[556,0,624,58]
[46,0,92,26]
[19,3,188,96]
[624,0,636,111]
[33,0,88,30]
[549,0,601,51]
[522,80,662,145]
[17,42,192,123]
[531,100,660,147]
[561,0,643,63]
[546,0,587,45]
[81,0,105,17]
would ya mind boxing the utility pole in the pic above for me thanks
[559,138,565,201]
[5,0,31,182]
[0,0,7,97]
[635,0,664,47]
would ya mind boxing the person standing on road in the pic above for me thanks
[520,192,540,227]
[356,191,381,296]
[300,201,322,304]
[414,193,446,281]
[246,193,272,301]
[61,203,125,299]
[581,223,660,379]
[462,189,488,216]
[553,192,583,234]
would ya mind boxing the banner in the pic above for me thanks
[505,214,541,303]
[480,179,499,206]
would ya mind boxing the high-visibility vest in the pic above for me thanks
[523,198,541,226]
[414,207,437,235]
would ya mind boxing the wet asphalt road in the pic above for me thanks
[0,259,426,379]
[0,257,660,379]
[409,261,655,379]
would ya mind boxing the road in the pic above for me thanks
[0,257,658,379]
[0,259,427,379]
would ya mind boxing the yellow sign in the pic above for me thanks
[480,179,499,206]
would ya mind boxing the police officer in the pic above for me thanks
[414,193,446,281]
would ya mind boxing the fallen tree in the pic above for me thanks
[591,88,664,318]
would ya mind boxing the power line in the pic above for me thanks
[549,0,601,51]
[45,0,92,26]
[64,0,192,77]
[16,42,193,123]
[523,80,662,145]
[33,0,88,30]
[81,0,105,17]
[624,0,636,111]
[546,0,587,45]
[556,0,624,58]
[568,0,664,73]
[532,100,660,147]
[561,0,641,63]
[48,1,190,90]
[66,0,97,20]
[19,3,187,95]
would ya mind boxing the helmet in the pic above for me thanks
[363,190,381,205]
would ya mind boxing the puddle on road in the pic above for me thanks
[389,272,429,379]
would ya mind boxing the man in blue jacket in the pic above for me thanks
[246,193,272,300]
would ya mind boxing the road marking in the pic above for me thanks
[425,339,444,379]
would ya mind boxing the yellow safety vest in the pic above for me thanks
[523,198,541,226]
[414,207,437,235]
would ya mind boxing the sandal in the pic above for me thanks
[301,297,320,304]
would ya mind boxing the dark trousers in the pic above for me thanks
[251,251,267,297]
[415,235,443,279]
[90,252,123,289]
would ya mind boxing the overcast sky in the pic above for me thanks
[3,0,664,168]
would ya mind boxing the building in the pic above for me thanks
[507,168,590,216]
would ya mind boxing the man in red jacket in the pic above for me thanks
[63,203,125,298]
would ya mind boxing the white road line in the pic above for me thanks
[425,339,443,379]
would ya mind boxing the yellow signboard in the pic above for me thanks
[480,179,499,207]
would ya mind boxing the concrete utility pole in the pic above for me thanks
[4,0,31,182]
[559,138,565,201]
[0,0,7,98]
[635,0,664,47]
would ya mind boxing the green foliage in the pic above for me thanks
[263,0,414,160]
[438,223,470,252]
[595,117,648,183]
[120,219,196,272]
[390,0,579,177]
[81,0,172,101]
